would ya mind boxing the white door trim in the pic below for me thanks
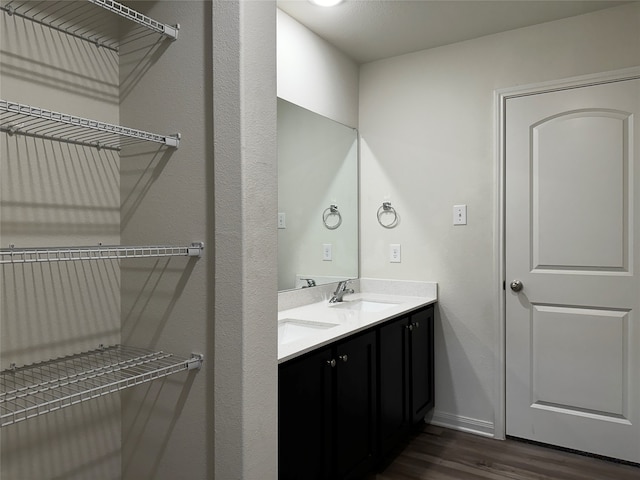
[493,66,640,441]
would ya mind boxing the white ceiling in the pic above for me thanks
[277,0,630,64]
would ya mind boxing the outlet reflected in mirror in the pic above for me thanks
[277,98,358,291]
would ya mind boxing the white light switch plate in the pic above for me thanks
[453,205,467,225]
[323,243,332,261]
[278,212,286,229]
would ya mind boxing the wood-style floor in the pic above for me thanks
[366,425,640,480]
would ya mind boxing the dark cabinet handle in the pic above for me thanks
[327,359,336,368]
[339,354,348,363]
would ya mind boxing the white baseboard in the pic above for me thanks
[426,410,495,438]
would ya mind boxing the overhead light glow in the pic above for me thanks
[309,0,344,7]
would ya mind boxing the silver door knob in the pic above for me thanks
[510,280,523,292]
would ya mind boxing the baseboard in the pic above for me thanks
[426,410,495,438]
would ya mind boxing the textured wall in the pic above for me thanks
[1,1,279,479]
[213,0,278,479]
[119,1,211,479]
[359,3,640,435]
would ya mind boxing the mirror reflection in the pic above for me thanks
[277,98,358,291]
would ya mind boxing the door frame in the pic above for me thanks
[493,66,640,441]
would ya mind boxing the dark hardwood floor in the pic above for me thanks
[367,424,640,480]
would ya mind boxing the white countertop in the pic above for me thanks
[278,290,437,363]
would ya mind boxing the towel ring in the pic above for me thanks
[377,201,399,229]
[322,204,342,230]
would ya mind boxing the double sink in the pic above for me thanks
[277,281,438,363]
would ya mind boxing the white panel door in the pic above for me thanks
[505,78,640,463]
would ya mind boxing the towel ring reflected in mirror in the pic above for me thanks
[322,204,342,230]
[377,201,399,229]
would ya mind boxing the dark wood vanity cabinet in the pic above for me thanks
[378,305,434,462]
[279,346,333,480]
[279,330,377,480]
[279,304,434,479]
[409,306,435,422]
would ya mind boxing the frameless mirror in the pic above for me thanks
[277,98,358,291]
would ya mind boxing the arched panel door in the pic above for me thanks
[505,78,640,463]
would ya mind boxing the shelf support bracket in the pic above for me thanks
[165,133,181,148]
[188,242,204,257]
[187,353,204,371]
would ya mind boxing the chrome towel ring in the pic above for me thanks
[377,201,399,229]
[322,204,342,230]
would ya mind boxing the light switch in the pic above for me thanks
[323,243,332,261]
[453,205,467,225]
[278,213,286,229]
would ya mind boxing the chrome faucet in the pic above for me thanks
[300,278,316,288]
[329,280,354,303]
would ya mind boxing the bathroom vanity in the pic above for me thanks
[278,281,437,479]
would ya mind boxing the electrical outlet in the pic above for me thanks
[453,205,467,225]
[323,243,332,261]
[390,244,401,263]
[278,213,286,229]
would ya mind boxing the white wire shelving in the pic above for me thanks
[0,0,179,51]
[0,100,181,150]
[0,243,204,264]
[0,344,203,427]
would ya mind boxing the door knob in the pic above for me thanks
[510,280,523,292]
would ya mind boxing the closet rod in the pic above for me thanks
[0,243,204,264]
[1,344,203,428]
[0,100,180,150]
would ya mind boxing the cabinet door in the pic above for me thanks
[377,315,410,460]
[279,346,334,480]
[410,306,435,424]
[334,330,377,480]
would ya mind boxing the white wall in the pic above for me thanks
[122,2,278,479]
[359,3,640,435]
[277,9,359,127]
[214,1,278,479]
[119,2,212,479]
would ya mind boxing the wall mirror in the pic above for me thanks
[277,98,358,291]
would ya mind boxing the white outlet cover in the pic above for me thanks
[390,244,401,263]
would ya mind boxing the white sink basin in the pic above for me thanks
[278,318,339,344]
[330,299,398,313]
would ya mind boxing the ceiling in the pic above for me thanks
[277,0,630,64]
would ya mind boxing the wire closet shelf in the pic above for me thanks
[0,243,204,264]
[0,345,203,427]
[0,100,181,150]
[0,0,179,51]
